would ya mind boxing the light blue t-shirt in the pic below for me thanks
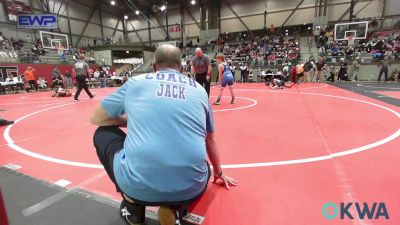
[101,69,214,203]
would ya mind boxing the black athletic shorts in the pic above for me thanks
[93,126,211,207]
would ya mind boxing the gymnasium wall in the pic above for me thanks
[126,0,395,43]
[1,0,399,46]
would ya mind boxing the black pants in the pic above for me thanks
[241,71,248,83]
[93,126,211,211]
[75,75,93,100]
[94,126,126,189]
[378,68,388,82]
[28,80,38,91]
[338,70,348,81]
[0,85,5,94]
[195,73,210,97]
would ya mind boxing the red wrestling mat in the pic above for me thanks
[1,83,399,225]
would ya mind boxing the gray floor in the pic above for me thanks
[0,167,160,225]
[330,81,400,107]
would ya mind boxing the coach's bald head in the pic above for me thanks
[153,44,182,72]
[195,48,203,58]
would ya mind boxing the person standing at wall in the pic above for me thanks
[351,57,360,81]
[315,57,326,82]
[65,70,73,88]
[240,63,248,83]
[326,63,336,82]
[338,58,348,81]
[24,67,38,91]
[378,56,390,82]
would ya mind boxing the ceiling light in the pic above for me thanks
[190,0,196,5]
[110,0,116,6]
[135,10,140,15]
[124,15,128,20]
[160,5,166,11]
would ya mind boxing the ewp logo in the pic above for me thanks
[322,202,389,220]
[17,14,57,29]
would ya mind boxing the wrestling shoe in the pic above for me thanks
[0,119,14,126]
[120,199,146,225]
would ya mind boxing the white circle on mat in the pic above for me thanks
[3,92,400,169]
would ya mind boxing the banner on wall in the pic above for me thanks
[168,24,181,33]
[17,14,58,29]
[3,0,32,21]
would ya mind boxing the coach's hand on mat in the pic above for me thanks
[212,172,238,190]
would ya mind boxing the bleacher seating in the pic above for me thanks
[216,33,301,68]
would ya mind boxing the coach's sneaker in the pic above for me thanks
[120,199,146,225]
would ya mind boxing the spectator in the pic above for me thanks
[65,70,73,88]
[270,24,275,34]
[61,51,67,63]
[303,60,313,83]
[240,64,248,83]
[52,67,62,77]
[24,67,38,91]
[388,69,399,81]
[377,56,390,82]
[330,44,339,56]
[315,57,326,82]
[0,76,5,94]
[338,58,348,81]
[267,54,276,66]
[37,77,48,89]
[326,63,336,82]
[291,65,297,83]
[51,68,64,89]
[351,57,360,81]
[70,46,77,55]
[99,68,107,88]
[296,61,304,83]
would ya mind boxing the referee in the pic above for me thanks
[73,54,95,101]
[192,48,211,97]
